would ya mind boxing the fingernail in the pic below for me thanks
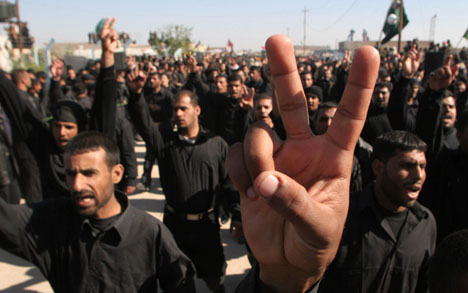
[259,175,279,199]
[246,186,257,199]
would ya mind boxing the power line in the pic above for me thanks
[302,7,308,54]
[307,0,359,32]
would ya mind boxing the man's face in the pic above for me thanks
[65,148,120,218]
[161,74,170,88]
[254,98,273,124]
[32,82,42,93]
[173,95,200,131]
[21,73,32,89]
[307,95,320,112]
[68,69,76,80]
[313,107,337,135]
[442,96,457,129]
[149,74,161,89]
[375,150,427,212]
[210,69,219,80]
[228,80,243,99]
[301,73,313,88]
[372,86,390,108]
[216,76,228,94]
[51,120,79,149]
[250,69,261,81]
[455,82,466,95]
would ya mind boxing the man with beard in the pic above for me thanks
[127,67,240,292]
[319,131,436,292]
[0,131,196,292]
[441,92,458,149]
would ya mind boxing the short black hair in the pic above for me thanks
[428,229,468,293]
[216,73,228,81]
[175,90,199,106]
[227,74,242,83]
[250,66,261,72]
[72,83,87,95]
[442,89,455,99]
[65,131,120,168]
[36,71,46,79]
[372,131,427,163]
[456,109,468,132]
[375,82,393,92]
[317,101,338,111]
[253,93,272,103]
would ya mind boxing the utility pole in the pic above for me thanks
[429,14,437,42]
[397,0,403,53]
[302,7,308,56]
[15,0,23,62]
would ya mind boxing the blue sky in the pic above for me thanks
[13,0,468,50]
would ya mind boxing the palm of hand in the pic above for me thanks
[243,132,350,273]
[100,17,117,53]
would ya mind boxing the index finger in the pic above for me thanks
[109,17,116,30]
[265,35,310,139]
[444,54,453,67]
[326,46,380,151]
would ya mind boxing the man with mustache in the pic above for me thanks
[318,131,436,292]
[127,60,240,293]
[0,131,196,292]
[441,92,458,150]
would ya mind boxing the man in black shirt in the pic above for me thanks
[319,131,436,292]
[138,72,174,191]
[0,130,196,292]
[128,68,241,292]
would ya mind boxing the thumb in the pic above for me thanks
[253,171,348,247]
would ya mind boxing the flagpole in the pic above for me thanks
[377,1,391,49]
[398,0,403,53]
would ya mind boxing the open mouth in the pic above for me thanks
[74,193,95,208]
[404,184,421,198]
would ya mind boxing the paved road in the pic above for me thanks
[0,141,251,292]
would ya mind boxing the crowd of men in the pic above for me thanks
[1,16,468,292]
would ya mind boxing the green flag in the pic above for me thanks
[464,28,468,40]
[381,0,409,45]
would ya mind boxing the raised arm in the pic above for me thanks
[90,17,118,138]
[126,67,163,152]
[227,35,379,292]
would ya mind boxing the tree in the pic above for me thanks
[148,25,193,56]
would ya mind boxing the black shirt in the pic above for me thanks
[319,183,436,293]
[143,87,174,123]
[0,191,196,292]
[128,91,240,217]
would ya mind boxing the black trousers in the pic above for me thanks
[141,147,156,187]
[163,211,226,291]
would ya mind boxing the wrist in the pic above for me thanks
[259,265,323,293]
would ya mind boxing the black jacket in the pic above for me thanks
[0,192,196,292]
[319,183,436,293]
[419,147,468,242]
